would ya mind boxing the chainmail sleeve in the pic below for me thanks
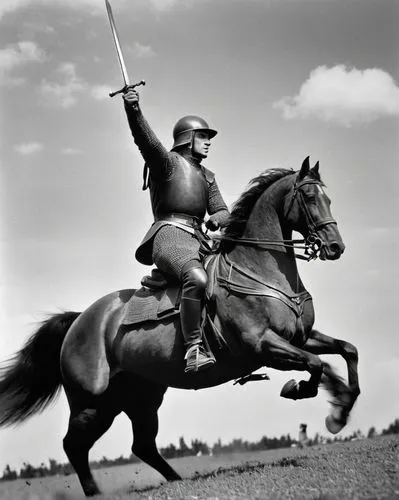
[207,179,230,227]
[124,105,173,181]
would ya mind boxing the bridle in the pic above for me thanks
[284,177,337,260]
[289,177,337,235]
[213,174,337,261]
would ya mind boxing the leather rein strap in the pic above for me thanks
[213,234,312,261]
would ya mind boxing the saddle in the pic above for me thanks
[121,255,219,326]
[121,270,181,325]
[120,254,229,354]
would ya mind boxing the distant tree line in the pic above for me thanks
[2,417,398,481]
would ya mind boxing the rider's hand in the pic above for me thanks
[205,218,220,232]
[123,89,139,109]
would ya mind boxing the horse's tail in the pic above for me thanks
[0,311,80,427]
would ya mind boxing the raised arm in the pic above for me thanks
[123,89,171,180]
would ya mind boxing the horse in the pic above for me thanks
[0,157,360,497]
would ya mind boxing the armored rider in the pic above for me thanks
[123,89,230,373]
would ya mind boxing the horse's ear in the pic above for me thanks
[311,161,320,177]
[299,156,310,179]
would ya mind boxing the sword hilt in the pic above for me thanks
[109,80,146,98]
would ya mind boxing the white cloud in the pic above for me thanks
[0,0,103,20]
[274,65,399,126]
[0,0,190,20]
[41,62,87,108]
[0,0,29,19]
[90,84,113,100]
[23,21,55,34]
[146,0,181,12]
[130,41,156,59]
[61,147,82,155]
[14,141,44,155]
[0,41,45,84]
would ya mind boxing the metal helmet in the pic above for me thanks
[172,115,217,150]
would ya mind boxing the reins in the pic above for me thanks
[212,234,316,261]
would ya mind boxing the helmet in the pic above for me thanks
[172,115,217,150]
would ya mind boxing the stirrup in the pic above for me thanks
[184,344,215,373]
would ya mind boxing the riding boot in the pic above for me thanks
[180,262,215,373]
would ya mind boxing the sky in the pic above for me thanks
[0,0,398,474]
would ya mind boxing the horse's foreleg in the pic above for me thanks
[63,399,120,496]
[254,328,323,400]
[321,362,356,434]
[303,330,360,434]
[124,382,181,483]
[304,329,360,402]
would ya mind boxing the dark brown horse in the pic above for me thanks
[0,157,360,497]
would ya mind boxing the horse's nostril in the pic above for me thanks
[330,242,343,254]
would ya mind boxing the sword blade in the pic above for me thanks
[105,0,130,87]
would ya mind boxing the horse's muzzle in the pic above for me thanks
[320,241,345,260]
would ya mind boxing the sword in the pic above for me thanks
[105,0,145,98]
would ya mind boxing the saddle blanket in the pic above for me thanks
[121,286,181,326]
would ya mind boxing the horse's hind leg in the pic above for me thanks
[123,378,181,482]
[63,387,122,496]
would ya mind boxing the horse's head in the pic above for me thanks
[284,157,345,260]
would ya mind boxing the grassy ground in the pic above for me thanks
[1,435,398,500]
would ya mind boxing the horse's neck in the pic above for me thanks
[227,188,303,293]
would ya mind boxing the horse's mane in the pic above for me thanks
[223,168,294,241]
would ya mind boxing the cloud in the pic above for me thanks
[0,0,29,19]
[90,84,113,100]
[145,0,217,12]
[0,0,192,20]
[23,20,55,34]
[274,65,399,126]
[41,62,87,108]
[0,0,103,20]
[146,0,183,12]
[61,148,82,155]
[14,142,44,155]
[130,42,156,59]
[0,41,45,84]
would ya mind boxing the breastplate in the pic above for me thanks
[150,157,209,218]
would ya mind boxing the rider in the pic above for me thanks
[123,89,230,373]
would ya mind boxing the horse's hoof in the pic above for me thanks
[280,379,298,399]
[82,480,101,497]
[325,415,345,434]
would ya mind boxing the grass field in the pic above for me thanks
[1,435,398,500]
